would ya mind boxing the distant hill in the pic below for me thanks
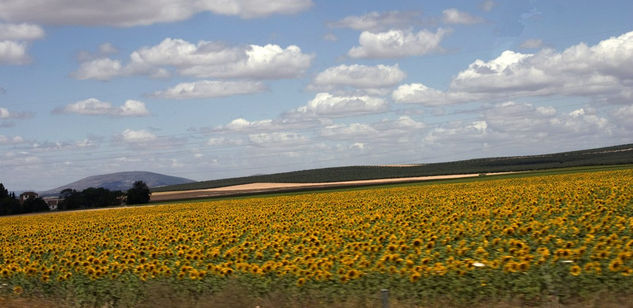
[41,171,194,196]
[153,143,633,193]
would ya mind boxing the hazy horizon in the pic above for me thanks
[1,1,633,191]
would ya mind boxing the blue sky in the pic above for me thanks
[1,0,633,191]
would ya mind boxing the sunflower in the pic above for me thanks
[609,259,623,272]
[570,265,581,276]
[296,277,306,286]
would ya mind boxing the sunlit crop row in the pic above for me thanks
[1,169,633,301]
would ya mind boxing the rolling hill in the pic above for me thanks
[152,143,633,193]
[41,171,194,196]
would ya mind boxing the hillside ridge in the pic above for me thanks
[153,143,633,193]
[41,171,194,196]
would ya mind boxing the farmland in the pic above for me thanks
[1,167,633,306]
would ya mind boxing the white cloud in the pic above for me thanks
[319,116,425,145]
[153,80,266,99]
[328,11,423,32]
[392,83,469,106]
[0,0,313,26]
[119,100,150,116]
[121,129,157,143]
[57,98,150,117]
[207,137,229,146]
[481,0,495,12]
[76,138,98,148]
[73,58,123,80]
[389,115,426,129]
[177,43,313,79]
[0,107,11,118]
[0,135,24,144]
[349,142,365,150]
[73,38,313,80]
[248,131,306,146]
[0,108,35,121]
[99,42,118,54]
[476,102,612,143]
[425,120,489,144]
[520,38,543,49]
[0,40,29,65]
[558,108,610,133]
[224,118,276,131]
[612,105,633,128]
[320,123,377,138]
[442,9,484,25]
[449,31,633,102]
[323,33,338,41]
[348,28,448,59]
[310,64,405,90]
[0,23,44,40]
[292,92,387,117]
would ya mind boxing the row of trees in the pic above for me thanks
[0,181,151,216]
[0,184,49,216]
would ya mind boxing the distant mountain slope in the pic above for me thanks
[41,171,194,196]
[153,143,633,192]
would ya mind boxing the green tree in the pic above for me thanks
[126,181,151,205]
[0,183,21,215]
[59,189,83,210]
[22,197,49,213]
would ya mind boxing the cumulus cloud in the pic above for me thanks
[481,0,495,12]
[56,98,150,117]
[319,116,425,144]
[384,115,426,130]
[392,83,471,106]
[223,118,278,131]
[0,0,313,26]
[248,131,307,146]
[394,31,633,106]
[0,40,29,64]
[612,105,633,129]
[328,10,424,32]
[436,102,613,148]
[0,23,44,40]
[425,120,489,144]
[121,129,157,143]
[310,64,405,91]
[99,42,118,54]
[519,38,543,49]
[0,135,24,144]
[0,106,31,119]
[73,58,123,80]
[348,28,448,59]
[415,100,621,160]
[449,31,633,102]
[152,80,267,99]
[320,123,377,139]
[323,33,337,41]
[442,9,484,25]
[73,38,313,80]
[77,42,120,62]
[207,136,243,146]
[0,107,11,118]
[290,92,387,117]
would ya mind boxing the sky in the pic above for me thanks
[1,0,633,191]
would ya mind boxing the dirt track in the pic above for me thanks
[151,172,515,202]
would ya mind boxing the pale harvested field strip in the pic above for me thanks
[150,172,516,202]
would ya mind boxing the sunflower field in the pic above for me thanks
[1,168,633,306]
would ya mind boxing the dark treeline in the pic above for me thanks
[0,183,48,216]
[0,181,151,216]
[58,187,125,210]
